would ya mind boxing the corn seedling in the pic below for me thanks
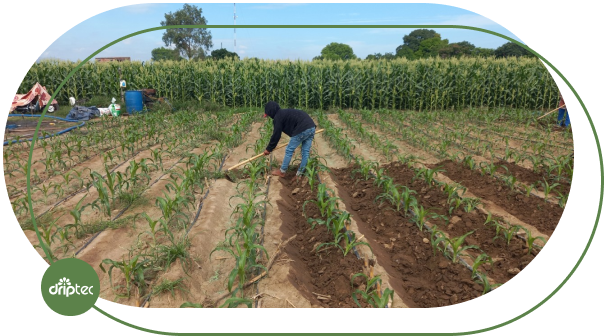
[442,231,478,263]
[471,253,493,278]
[303,184,340,218]
[492,222,521,246]
[350,273,393,308]
[462,197,482,213]
[474,272,502,295]
[100,253,149,299]
[539,178,560,201]
[521,227,546,255]
[376,184,417,213]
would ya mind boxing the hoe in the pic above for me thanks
[224,128,325,182]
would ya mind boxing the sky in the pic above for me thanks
[38,3,522,62]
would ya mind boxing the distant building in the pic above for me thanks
[95,57,131,63]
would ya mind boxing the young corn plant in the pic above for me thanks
[521,227,546,255]
[350,273,393,308]
[430,227,447,257]
[442,231,478,263]
[492,222,521,246]
[448,197,464,215]
[303,184,340,218]
[304,165,318,192]
[210,241,268,299]
[462,197,482,213]
[474,272,502,295]
[410,204,435,232]
[375,184,417,213]
[502,175,517,189]
[521,183,535,197]
[353,159,377,181]
[471,253,493,278]
[539,178,560,201]
[99,253,149,299]
[557,191,568,208]
[462,156,477,170]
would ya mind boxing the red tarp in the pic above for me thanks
[10,82,58,113]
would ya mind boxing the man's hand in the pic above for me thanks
[263,150,270,156]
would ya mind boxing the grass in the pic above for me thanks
[72,214,137,239]
[20,211,61,231]
[114,187,150,210]
[152,277,188,299]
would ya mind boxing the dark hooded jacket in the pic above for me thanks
[264,101,316,152]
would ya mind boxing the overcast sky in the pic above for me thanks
[38,3,522,62]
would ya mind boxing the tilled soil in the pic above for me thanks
[495,160,571,196]
[431,160,563,236]
[276,171,368,308]
[331,167,484,307]
[344,162,538,284]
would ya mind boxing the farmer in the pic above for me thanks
[557,93,570,127]
[263,101,316,180]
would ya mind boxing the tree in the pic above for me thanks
[161,4,213,60]
[472,47,495,58]
[494,42,535,58]
[402,29,438,51]
[318,42,357,61]
[415,36,449,58]
[438,41,475,58]
[395,45,415,59]
[365,52,396,61]
[395,29,448,60]
[210,48,240,60]
[151,47,183,61]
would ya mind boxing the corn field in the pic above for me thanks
[19,57,558,111]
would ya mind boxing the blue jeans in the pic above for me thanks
[557,108,570,127]
[280,127,315,175]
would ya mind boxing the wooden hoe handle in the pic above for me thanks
[537,104,566,120]
[226,128,325,171]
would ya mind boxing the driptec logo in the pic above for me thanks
[48,277,94,297]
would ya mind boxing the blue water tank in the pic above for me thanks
[125,90,144,114]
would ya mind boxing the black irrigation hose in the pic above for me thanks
[255,155,273,308]
[74,230,103,256]
[141,154,228,308]
[34,153,135,220]
[74,157,199,257]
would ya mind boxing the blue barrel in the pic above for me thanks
[125,90,144,114]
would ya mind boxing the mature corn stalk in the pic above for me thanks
[18,57,559,111]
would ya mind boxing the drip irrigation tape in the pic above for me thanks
[315,170,361,260]
[4,114,85,146]
[35,152,136,220]
[142,154,228,308]
[255,155,273,308]
[75,231,103,256]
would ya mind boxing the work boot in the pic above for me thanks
[271,169,286,178]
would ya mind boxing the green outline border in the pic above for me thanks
[23,25,600,335]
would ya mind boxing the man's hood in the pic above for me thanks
[264,101,280,119]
